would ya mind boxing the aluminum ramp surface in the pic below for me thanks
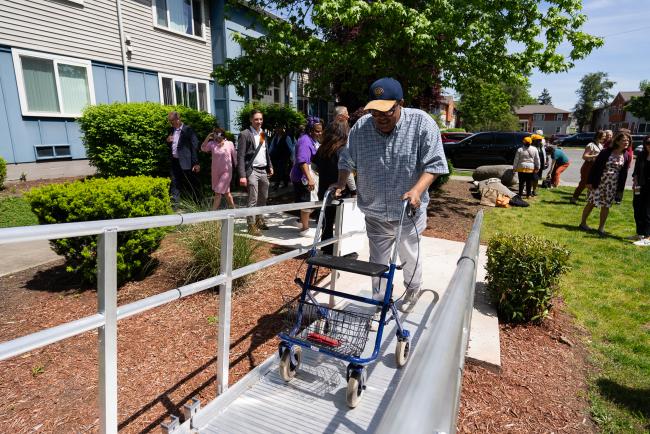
[195,295,438,433]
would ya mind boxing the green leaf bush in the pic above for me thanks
[26,176,173,285]
[235,102,305,132]
[0,156,6,189]
[79,102,218,179]
[486,233,571,323]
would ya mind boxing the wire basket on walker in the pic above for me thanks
[278,190,416,408]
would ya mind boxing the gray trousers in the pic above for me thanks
[247,168,269,225]
[366,212,426,301]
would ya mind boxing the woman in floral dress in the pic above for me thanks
[579,131,632,236]
[201,128,237,210]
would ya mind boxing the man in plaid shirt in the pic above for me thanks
[335,77,448,314]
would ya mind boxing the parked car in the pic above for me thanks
[557,132,594,147]
[441,132,473,144]
[550,133,569,143]
[443,131,532,169]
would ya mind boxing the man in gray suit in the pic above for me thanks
[167,111,200,206]
[238,109,273,235]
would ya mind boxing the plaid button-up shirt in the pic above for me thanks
[339,108,448,220]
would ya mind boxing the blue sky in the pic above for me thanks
[529,0,650,111]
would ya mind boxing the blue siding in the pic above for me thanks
[128,68,161,103]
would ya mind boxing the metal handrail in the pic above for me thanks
[0,199,357,434]
[376,210,483,434]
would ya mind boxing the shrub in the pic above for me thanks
[26,176,173,285]
[235,102,305,132]
[177,198,259,288]
[0,156,6,189]
[442,128,466,132]
[486,233,571,323]
[429,159,453,191]
[79,102,218,179]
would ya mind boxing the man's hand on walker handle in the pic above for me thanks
[402,189,421,209]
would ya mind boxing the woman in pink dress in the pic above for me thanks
[201,128,237,210]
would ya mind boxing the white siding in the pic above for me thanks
[0,0,122,64]
[0,0,214,80]
[122,0,213,79]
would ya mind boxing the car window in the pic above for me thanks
[472,133,493,146]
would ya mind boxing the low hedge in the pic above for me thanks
[26,176,173,285]
[79,102,218,179]
[235,102,305,132]
[486,233,571,323]
[0,156,6,189]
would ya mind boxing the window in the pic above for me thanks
[12,49,95,117]
[34,144,71,160]
[251,80,283,104]
[638,123,648,133]
[153,0,203,38]
[555,126,561,133]
[159,74,210,112]
[533,114,544,121]
[555,113,564,121]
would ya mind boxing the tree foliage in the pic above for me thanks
[215,0,602,110]
[573,72,615,132]
[538,88,553,105]
[626,80,650,122]
[457,79,519,132]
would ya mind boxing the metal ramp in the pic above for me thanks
[192,296,437,433]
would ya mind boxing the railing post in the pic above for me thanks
[217,216,234,394]
[97,229,118,434]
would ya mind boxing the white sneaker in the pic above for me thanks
[627,234,644,241]
[399,289,421,313]
[368,308,381,332]
[299,228,313,237]
[633,238,650,246]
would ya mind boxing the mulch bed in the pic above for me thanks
[0,180,595,433]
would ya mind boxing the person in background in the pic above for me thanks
[631,135,650,245]
[513,136,540,198]
[237,109,273,235]
[312,120,356,254]
[547,145,570,187]
[290,117,323,236]
[334,106,350,124]
[571,130,605,204]
[603,129,613,148]
[166,111,201,206]
[201,128,237,210]
[579,131,632,237]
[269,127,293,190]
[531,134,547,196]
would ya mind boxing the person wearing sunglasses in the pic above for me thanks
[333,77,448,314]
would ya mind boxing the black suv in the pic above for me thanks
[443,132,532,169]
[557,132,594,147]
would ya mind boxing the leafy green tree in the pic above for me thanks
[215,1,602,110]
[538,88,553,105]
[503,79,537,109]
[626,80,650,122]
[573,72,615,132]
[457,79,519,132]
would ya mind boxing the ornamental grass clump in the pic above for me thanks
[26,176,172,285]
[0,156,6,189]
[486,233,571,323]
[177,198,259,289]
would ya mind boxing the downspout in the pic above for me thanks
[116,0,130,102]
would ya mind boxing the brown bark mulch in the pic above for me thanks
[0,180,594,433]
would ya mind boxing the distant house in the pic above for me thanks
[591,91,648,133]
[515,104,571,135]
[0,0,300,165]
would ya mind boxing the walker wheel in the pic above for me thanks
[279,346,301,382]
[395,338,410,368]
[346,371,365,408]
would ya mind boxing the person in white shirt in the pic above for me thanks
[237,110,274,235]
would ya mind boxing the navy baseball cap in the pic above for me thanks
[364,77,403,112]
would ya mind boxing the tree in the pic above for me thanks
[626,80,650,122]
[457,79,520,132]
[538,88,552,105]
[573,72,615,132]
[503,79,537,109]
[215,1,603,110]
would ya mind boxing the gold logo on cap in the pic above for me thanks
[374,87,384,97]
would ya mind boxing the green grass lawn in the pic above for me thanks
[482,187,650,433]
[453,169,474,177]
[0,196,38,228]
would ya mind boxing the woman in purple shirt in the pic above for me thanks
[290,117,323,236]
